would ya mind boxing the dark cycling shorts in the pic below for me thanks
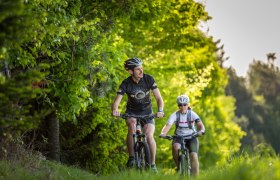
[126,116,155,126]
[125,109,155,126]
[172,137,199,153]
[140,118,154,126]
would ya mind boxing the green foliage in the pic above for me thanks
[226,67,253,117]
[60,100,128,174]
[226,54,280,154]
[145,34,244,169]
[199,96,245,167]
[0,0,48,136]
[0,70,46,133]
[225,67,261,150]
[120,0,210,53]
[248,60,280,99]
[247,59,280,153]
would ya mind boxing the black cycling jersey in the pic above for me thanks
[117,74,158,114]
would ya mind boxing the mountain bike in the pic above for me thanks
[120,113,156,172]
[160,133,198,176]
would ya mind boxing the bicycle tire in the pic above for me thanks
[179,154,187,176]
[135,141,151,171]
[186,153,191,176]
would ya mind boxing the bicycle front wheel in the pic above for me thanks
[179,154,187,176]
[135,141,151,171]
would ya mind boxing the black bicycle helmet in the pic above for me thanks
[124,57,143,70]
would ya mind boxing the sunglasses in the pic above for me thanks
[178,104,188,107]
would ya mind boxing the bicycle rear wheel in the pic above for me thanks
[135,141,151,171]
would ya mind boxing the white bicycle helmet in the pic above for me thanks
[124,57,143,70]
[176,95,190,104]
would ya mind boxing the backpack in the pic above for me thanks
[174,107,194,134]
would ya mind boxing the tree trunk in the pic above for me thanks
[47,111,60,162]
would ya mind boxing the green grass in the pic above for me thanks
[0,159,183,180]
[0,160,96,180]
[1,153,280,180]
[199,154,280,180]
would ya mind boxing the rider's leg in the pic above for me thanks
[189,138,199,175]
[190,152,199,176]
[144,123,156,164]
[172,143,181,168]
[126,118,136,159]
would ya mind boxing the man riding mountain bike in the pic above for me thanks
[160,95,205,176]
[112,57,164,172]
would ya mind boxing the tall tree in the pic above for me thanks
[0,0,45,136]
[247,55,280,153]
[225,67,262,149]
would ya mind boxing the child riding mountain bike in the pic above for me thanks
[159,95,205,176]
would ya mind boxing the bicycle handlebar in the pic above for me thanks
[159,133,198,140]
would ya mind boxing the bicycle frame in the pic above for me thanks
[121,113,156,171]
[176,135,192,176]
[160,133,197,176]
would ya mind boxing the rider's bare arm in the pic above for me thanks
[196,121,205,136]
[112,94,123,116]
[160,123,172,137]
[152,88,164,118]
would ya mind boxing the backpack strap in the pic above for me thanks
[175,111,180,129]
[187,109,193,129]
[174,109,193,134]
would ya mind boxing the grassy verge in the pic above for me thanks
[0,160,97,180]
[0,159,184,180]
[199,154,280,180]
[1,151,280,179]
